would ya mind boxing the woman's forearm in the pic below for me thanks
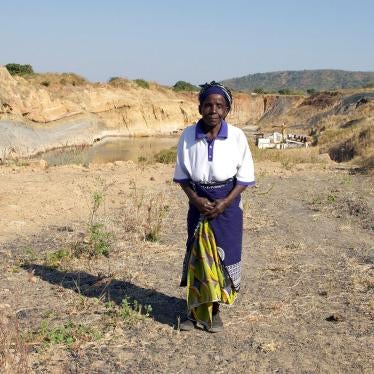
[180,182,214,215]
[222,184,247,207]
[180,183,200,204]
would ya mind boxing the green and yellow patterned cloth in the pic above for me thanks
[187,219,237,328]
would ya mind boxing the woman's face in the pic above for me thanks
[199,94,229,128]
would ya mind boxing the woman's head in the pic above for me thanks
[198,81,233,111]
[198,81,233,126]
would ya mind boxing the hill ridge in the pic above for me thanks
[222,69,374,92]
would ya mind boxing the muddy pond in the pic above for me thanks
[34,136,178,166]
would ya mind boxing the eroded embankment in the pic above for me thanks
[1,66,274,157]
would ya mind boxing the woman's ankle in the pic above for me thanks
[212,302,220,315]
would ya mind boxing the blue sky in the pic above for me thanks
[1,0,373,85]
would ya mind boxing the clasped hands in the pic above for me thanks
[193,196,228,219]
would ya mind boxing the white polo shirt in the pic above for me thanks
[173,120,255,185]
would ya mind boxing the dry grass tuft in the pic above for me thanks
[256,340,279,353]
[0,304,30,374]
[23,72,88,87]
[345,257,374,293]
[120,179,170,242]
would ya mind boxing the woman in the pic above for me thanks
[173,81,255,332]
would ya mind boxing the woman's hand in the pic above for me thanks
[191,196,215,216]
[204,198,228,220]
[180,182,247,220]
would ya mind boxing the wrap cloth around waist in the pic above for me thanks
[181,178,243,292]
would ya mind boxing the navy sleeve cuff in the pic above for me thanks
[236,180,256,187]
[173,178,190,184]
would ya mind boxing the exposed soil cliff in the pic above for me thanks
[0,66,269,156]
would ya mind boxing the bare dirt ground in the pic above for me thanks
[0,160,373,373]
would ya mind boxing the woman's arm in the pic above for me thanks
[179,183,215,216]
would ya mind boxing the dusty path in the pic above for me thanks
[0,161,373,373]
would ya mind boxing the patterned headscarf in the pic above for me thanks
[198,81,233,110]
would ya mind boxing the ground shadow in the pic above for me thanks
[22,264,186,327]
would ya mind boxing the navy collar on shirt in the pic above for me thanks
[195,119,228,140]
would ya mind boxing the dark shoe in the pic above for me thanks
[206,312,224,333]
[179,316,195,331]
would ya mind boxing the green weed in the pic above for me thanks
[44,249,71,268]
[327,193,337,203]
[79,178,115,258]
[104,298,152,324]
[26,318,102,348]
[24,247,38,262]
[87,223,113,257]
[89,189,105,226]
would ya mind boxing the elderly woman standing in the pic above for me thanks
[173,82,255,332]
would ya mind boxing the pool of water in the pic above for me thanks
[34,136,178,166]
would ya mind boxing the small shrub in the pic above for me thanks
[41,80,50,87]
[153,147,176,164]
[72,179,115,258]
[123,180,170,241]
[87,223,113,257]
[144,195,169,242]
[134,79,149,89]
[173,80,199,92]
[85,182,115,257]
[5,63,34,76]
[72,187,115,258]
